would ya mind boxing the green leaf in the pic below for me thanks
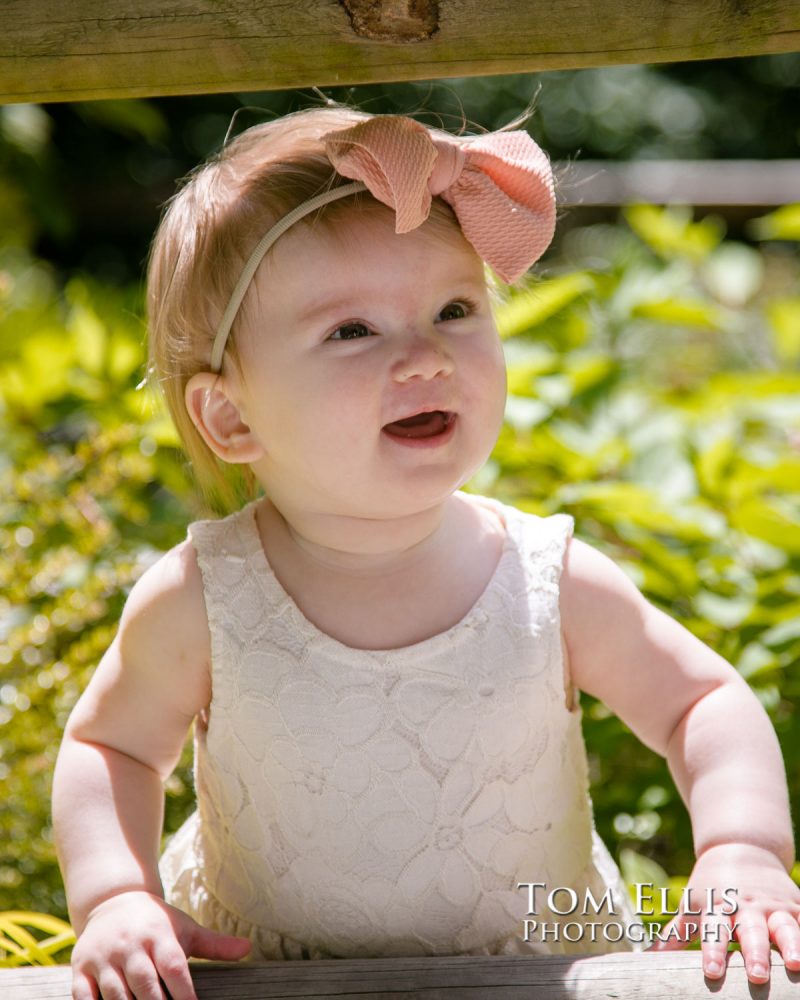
[695,591,754,629]
[561,482,719,541]
[761,615,800,650]
[505,349,559,397]
[0,331,74,411]
[108,334,143,383]
[749,203,800,242]
[695,433,736,497]
[504,395,551,430]
[732,499,800,554]
[69,302,106,377]
[767,298,800,364]
[566,353,616,395]
[624,204,725,262]
[632,297,726,330]
[737,642,777,680]
[496,272,595,338]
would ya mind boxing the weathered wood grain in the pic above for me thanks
[1,952,799,999]
[0,1,799,105]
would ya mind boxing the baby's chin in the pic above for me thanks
[323,477,465,523]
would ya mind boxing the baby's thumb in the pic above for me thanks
[187,924,252,962]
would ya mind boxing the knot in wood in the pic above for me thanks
[340,0,439,41]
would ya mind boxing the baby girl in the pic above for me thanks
[53,107,798,1000]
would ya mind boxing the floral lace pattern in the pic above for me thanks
[160,494,637,958]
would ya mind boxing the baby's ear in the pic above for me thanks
[184,372,265,464]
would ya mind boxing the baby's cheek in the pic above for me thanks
[465,351,507,462]
[480,344,508,426]
[317,387,374,450]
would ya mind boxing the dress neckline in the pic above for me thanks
[242,494,520,663]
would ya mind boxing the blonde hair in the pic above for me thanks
[146,107,471,511]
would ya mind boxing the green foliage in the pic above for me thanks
[484,203,800,875]
[0,245,199,916]
[0,199,798,939]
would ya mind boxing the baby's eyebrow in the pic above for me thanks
[296,297,359,325]
[296,272,487,326]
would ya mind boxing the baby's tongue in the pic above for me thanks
[384,411,447,439]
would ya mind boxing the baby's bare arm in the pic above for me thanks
[560,538,798,982]
[53,541,249,1000]
[54,541,209,926]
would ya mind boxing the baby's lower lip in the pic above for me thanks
[381,411,457,448]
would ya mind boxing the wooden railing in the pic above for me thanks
[1,951,797,998]
[0,1,798,105]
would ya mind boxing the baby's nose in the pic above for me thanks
[391,331,455,382]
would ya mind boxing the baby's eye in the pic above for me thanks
[437,300,474,322]
[328,321,372,341]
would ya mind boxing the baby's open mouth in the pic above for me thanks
[382,410,455,439]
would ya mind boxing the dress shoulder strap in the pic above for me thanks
[493,501,574,596]
[481,503,575,703]
[186,502,272,677]
[188,503,257,604]
[513,508,573,588]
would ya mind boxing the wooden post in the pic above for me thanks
[0,1,798,105]
[0,952,798,999]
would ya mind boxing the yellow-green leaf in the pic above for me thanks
[69,302,107,377]
[633,297,726,330]
[767,298,800,364]
[625,204,725,262]
[732,499,800,554]
[496,272,595,339]
[749,203,800,242]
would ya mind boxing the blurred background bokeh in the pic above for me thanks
[1,56,798,941]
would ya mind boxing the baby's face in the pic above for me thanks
[232,204,507,521]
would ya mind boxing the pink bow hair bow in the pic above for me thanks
[324,115,556,283]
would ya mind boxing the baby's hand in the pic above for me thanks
[650,843,800,984]
[70,890,251,1000]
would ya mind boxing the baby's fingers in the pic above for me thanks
[71,969,99,1000]
[768,912,800,973]
[184,923,251,962]
[698,910,733,979]
[120,952,169,1000]
[96,965,135,1000]
[151,940,198,1000]
[733,912,771,984]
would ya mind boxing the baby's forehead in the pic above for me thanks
[244,200,488,326]
[280,196,480,269]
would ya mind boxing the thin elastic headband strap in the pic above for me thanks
[209,180,366,372]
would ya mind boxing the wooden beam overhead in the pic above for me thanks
[1,1,799,105]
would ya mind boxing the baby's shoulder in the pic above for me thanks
[122,538,204,619]
[559,536,645,615]
[117,538,210,680]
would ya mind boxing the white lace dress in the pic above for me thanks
[160,494,638,959]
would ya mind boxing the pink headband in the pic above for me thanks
[210,115,555,372]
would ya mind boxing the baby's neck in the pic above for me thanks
[253,491,506,650]
[258,496,453,577]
